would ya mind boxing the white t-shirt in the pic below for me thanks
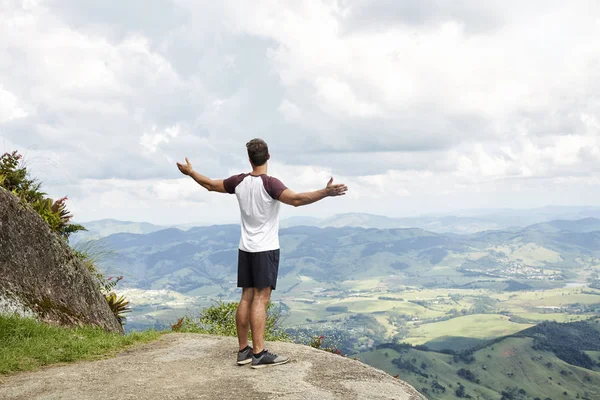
[223,173,288,253]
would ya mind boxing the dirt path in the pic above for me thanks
[0,333,424,400]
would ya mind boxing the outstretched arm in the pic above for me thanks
[279,178,348,207]
[176,158,227,193]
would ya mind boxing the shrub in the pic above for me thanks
[457,368,477,382]
[455,383,466,398]
[0,151,85,239]
[308,334,346,356]
[178,301,290,342]
[0,151,44,203]
[309,335,326,349]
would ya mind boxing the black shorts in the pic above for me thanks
[237,249,280,290]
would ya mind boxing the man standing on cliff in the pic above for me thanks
[177,139,348,368]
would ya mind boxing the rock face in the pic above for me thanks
[0,333,425,399]
[0,187,123,333]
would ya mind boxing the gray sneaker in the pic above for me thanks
[237,346,253,365]
[251,350,290,369]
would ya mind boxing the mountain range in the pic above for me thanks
[73,207,600,244]
[89,217,600,296]
[282,207,600,233]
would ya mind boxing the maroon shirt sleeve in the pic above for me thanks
[223,173,247,194]
[262,176,288,200]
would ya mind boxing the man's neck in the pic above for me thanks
[251,164,268,176]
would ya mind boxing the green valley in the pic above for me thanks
[356,319,600,400]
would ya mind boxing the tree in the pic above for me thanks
[455,383,466,398]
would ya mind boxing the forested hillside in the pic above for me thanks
[358,319,600,400]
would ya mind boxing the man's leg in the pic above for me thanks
[250,287,271,354]
[248,251,289,368]
[236,288,254,351]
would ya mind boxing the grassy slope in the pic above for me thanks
[357,337,600,399]
[0,314,162,374]
[405,314,533,345]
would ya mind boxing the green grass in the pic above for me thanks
[515,312,594,323]
[0,314,162,374]
[405,314,533,345]
[585,350,600,362]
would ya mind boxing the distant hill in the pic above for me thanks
[457,205,600,224]
[319,213,410,229]
[76,207,600,240]
[96,224,456,292]
[357,318,600,400]
[280,216,321,228]
[469,218,600,252]
[281,207,600,234]
[282,212,503,233]
[527,217,600,233]
[70,219,173,244]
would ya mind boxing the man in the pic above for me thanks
[177,138,348,368]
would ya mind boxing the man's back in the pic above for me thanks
[224,173,287,253]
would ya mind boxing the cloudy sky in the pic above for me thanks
[1,0,599,225]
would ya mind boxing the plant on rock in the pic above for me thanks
[0,151,44,203]
[308,334,345,357]
[105,292,131,326]
[32,196,86,240]
[73,243,130,327]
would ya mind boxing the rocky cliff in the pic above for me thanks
[0,333,425,399]
[0,187,123,333]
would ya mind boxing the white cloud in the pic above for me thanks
[278,99,302,123]
[315,76,382,118]
[0,86,27,122]
[140,124,181,153]
[67,177,239,225]
[2,0,600,223]
[581,113,600,132]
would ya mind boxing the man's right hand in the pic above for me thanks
[176,157,194,176]
[325,177,348,197]
[279,177,348,207]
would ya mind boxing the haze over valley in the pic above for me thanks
[77,210,600,340]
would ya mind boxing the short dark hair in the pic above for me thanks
[246,138,269,166]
